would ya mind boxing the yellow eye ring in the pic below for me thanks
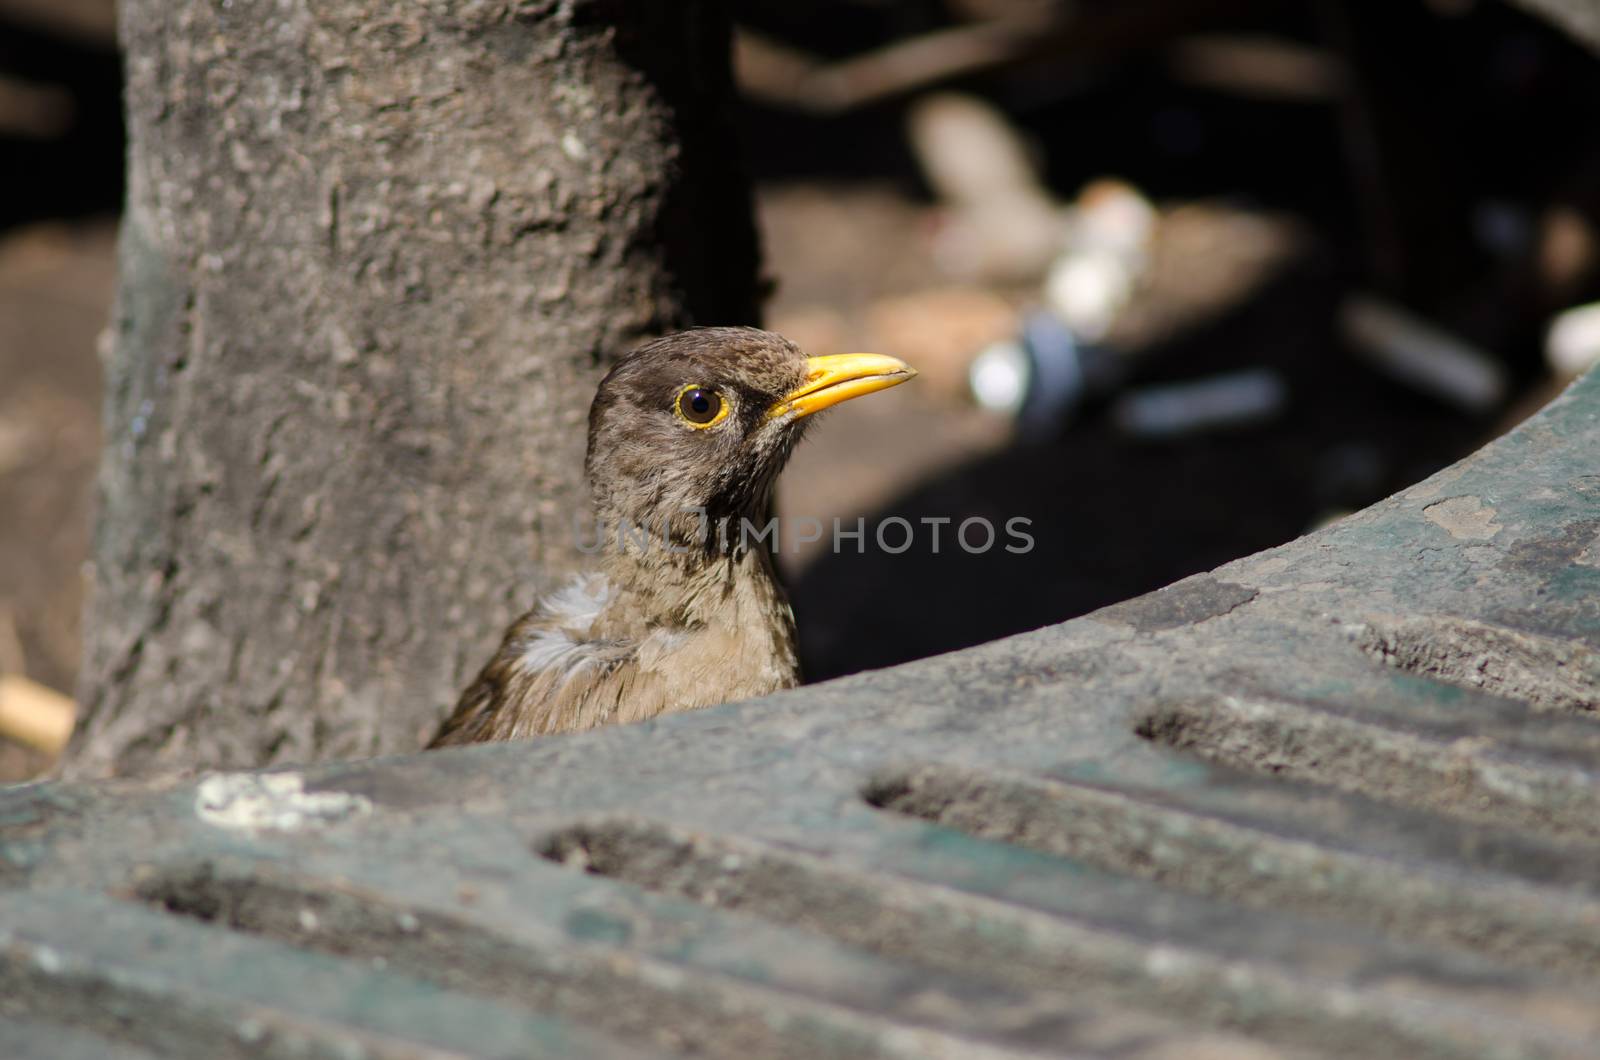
[674,384,729,429]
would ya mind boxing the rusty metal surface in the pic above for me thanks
[2,367,1599,1058]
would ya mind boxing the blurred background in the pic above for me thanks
[3,0,1599,779]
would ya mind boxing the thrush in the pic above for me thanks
[428,327,916,747]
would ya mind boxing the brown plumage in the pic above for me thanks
[428,327,915,747]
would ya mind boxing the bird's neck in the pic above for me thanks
[589,485,791,616]
[580,529,799,703]
[598,532,789,628]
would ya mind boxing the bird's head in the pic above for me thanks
[586,327,915,549]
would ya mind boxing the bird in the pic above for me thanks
[428,327,916,747]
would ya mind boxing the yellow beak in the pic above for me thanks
[767,353,917,421]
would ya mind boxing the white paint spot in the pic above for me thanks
[194,772,371,833]
[561,130,588,161]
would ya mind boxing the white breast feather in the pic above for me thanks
[515,573,611,680]
[543,572,609,627]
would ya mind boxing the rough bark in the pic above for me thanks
[68,0,761,778]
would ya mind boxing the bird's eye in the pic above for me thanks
[674,385,727,428]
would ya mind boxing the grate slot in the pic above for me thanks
[1355,613,1600,715]
[864,762,1600,977]
[0,888,659,1060]
[1135,696,1600,842]
[133,860,1038,1060]
[537,816,1600,1060]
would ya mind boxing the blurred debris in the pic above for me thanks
[905,83,1305,353]
[1341,295,1507,413]
[907,101,1156,431]
[1546,301,1600,381]
[0,673,74,756]
[1167,35,1348,101]
[1113,368,1288,439]
[971,310,1122,437]
[965,193,1304,442]
[734,31,835,110]
[1537,204,1599,304]
[969,339,1029,415]
[1105,203,1308,350]
[909,92,1043,209]
[909,92,1066,281]
[1045,179,1157,341]
[814,96,1312,449]
[908,112,1305,444]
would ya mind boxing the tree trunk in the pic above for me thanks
[67,0,761,778]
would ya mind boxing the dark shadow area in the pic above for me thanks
[739,0,1600,678]
[0,17,122,231]
[791,257,1491,679]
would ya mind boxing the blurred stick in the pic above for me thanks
[735,0,1259,113]
[1504,0,1600,54]
[0,0,118,47]
[1342,295,1507,413]
[1167,35,1347,101]
[0,674,75,757]
[735,21,1040,113]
